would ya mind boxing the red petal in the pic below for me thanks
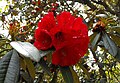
[34,29,52,50]
[57,11,75,27]
[52,38,89,66]
[72,17,88,36]
[38,12,56,31]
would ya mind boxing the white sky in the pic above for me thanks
[0,0,8,37]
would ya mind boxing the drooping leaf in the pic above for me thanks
[20,70,33,83]
[10,41,41,62]
[91,32,101,49]
[115,47,120,61]
[0,50,19,83]
[59,66,74,83]
[78,61,90,79]
[39,50,53,57]
[102,32,118,56]
[90,32,97,43]
[97,41,104,47]
[39,58,51,76]
[20,57,26,71]
[111,26,120,33]
[109,33,120,47]
[24,57,35,80]
[70,67,80,83]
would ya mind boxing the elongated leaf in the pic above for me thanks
[109,33,120,47]
[70,67,80,83]
[90,32,97,42]
[91,32,101,49]
[20,57,26,71]
[39,58,51,75]
[20,71,33,83]
[39,50,53,57]
[24,57,35,80]
[111,26,120,33]
[78,62,90,79]
[115,48,120,61]
[102,32,118,56]
[10,41,41,62]
[0,50,19,83]
[60,66,74,83]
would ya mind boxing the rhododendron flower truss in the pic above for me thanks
[34,11,89,66]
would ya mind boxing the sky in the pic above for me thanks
[0,0,9,37]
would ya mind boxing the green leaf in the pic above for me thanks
[39,50,53,57]
[70,67,80,83]
[20,71,33,83]
[115,47,120,61]
[24,57,35,80]
[111,26,120,33]
[102,32,118,56]
[90,32,97,43]
[59,66,74,83]
[39,58,51,76]
[91,32,101,49]
[109,33,120,47]
[78,60,91,79]
[0,50,19,83]
[20,57,26,71]
[10,41,41,62]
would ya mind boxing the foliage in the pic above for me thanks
[0,0,120,83]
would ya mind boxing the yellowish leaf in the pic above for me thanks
[24,57,35,79]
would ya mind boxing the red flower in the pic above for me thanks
[72,17,88,36]
[50,12,88,49]
[50,11,89,66]
[34,11,89,66]
[38,12,56,31]
[34,29,52,50]
[52,37,89,66]
[56,11,75,27]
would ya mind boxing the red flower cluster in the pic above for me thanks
[34,11,89,66]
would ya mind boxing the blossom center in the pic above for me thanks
[55,31,64,41]
[42,40,49,44]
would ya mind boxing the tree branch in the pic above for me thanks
[91,0,116,15]
[72,0,97,10]
[70,0,119,18]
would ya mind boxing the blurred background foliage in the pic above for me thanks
[0,0,120,83]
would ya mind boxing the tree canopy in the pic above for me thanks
[0,0,120,83]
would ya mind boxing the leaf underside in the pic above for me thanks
[102,32,118,56]
[0,50,20,83]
